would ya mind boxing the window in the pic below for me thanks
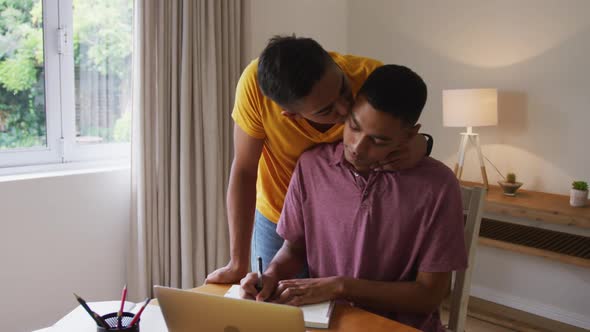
[0,0,133,169]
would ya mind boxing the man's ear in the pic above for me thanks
[281,110,300,119]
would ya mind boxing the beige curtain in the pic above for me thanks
[128,0,241,300]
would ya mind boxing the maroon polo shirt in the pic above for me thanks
[277,142,467,332]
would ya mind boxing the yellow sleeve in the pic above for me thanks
[231,60,266,139]
[345,55,383,89]
[330,52,384,94]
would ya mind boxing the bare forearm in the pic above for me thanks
[226,164,258,269]
[339,275,449,313]
[265,242,306,281]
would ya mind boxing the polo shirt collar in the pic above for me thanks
[329,142,346,166]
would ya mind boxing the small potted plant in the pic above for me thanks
[570,181,588,207]
[498,172,523,196]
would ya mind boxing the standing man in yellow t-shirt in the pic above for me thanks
[206,36,432,284]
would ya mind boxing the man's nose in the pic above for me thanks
[351,136,368,156]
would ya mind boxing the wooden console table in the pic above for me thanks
[478,182,590,229]
[463,182,590,268]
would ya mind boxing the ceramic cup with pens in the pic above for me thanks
[96,312,139,332]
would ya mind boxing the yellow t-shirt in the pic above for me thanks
[232,52,383,223]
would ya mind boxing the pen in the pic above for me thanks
[256,256,263,291]
[127,298,152,327]
[73,293,110,329]
[117,284,127,329]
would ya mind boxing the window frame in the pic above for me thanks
[0,0,131,170]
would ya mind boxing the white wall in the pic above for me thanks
[347,0,590,195]
[242,0,348,64]
[346,0,590,328]
[473,246,590,329]
[0,169,130,332]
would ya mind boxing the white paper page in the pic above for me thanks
[298,301,333,328]
[224,284,333,328]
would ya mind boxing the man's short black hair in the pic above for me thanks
[358,65,427,126]
[257,35,333,108]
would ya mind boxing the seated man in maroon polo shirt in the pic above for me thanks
[240,64,467,332]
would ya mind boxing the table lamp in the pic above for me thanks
[443,88,498,188]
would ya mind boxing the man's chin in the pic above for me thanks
[345,158,370,172]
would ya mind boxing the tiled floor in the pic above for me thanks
[440,309,516,332]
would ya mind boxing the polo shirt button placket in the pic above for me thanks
[360,188,369,210]
[360,190,369,208]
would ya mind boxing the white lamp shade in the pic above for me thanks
[443,88,498,127]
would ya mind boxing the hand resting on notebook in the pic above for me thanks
[241,269,342,306]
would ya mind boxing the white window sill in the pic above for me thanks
[0,159,131,182]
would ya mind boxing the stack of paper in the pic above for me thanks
[224,284,334,329]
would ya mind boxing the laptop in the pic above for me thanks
[154,286,306,332]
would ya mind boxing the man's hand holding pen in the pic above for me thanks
[239,270,279,302]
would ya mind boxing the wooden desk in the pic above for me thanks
[181,284,419,332]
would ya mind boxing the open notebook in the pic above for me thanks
[34,301,167,332]
[224,284,335,329]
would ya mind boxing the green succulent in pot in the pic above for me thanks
[570,181,588,207]
[498,172,522,196]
